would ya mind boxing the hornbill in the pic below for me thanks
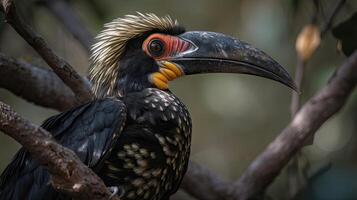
[0,13,296,200]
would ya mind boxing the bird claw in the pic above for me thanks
[108,186,124,199]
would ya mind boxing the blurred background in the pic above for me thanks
[0,0,356,199]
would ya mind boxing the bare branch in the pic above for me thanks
[1,0,93,104]
[0,53,76,111]
[38,0,93,52]
[233,50,357,199]
[181,162,233,200]
[0,101,120,200]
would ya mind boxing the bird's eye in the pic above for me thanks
[148,39,165,57]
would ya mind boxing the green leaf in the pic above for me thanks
[332,12,357,56]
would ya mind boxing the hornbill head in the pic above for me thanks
[90,13,296,98]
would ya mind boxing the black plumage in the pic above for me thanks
[99,89,191,200]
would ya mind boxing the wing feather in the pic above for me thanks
[0,98,126,200]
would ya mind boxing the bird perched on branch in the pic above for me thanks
[0,13,296,200]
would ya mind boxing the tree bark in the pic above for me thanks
[1,0,93,104]
[0,53,75,111]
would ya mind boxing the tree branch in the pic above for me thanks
[0,53,76,111]
[181,162,233,200]
[0,101,119,200]
[38,0,93,53]
[1,0,93,104]
[233,50,357,199]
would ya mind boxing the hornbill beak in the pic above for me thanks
[170,31,297,91]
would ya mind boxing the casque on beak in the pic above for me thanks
[168,31,297,91]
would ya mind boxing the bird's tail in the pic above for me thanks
[0,148,64,200]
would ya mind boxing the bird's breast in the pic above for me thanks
[100,88,192,200]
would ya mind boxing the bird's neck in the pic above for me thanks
[115,75,154,96]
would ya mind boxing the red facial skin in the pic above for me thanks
[142,33,192,60]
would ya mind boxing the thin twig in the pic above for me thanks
[0,53,76,111]
[0,101,120,200]
[287,15,311,200]
[290,59,305,117]
[287,152,309,199]
[1,0,93,104]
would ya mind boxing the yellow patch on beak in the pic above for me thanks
[161,61,183,77]
[150,61,184,90]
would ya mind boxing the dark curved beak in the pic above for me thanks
[170,31,297,91]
